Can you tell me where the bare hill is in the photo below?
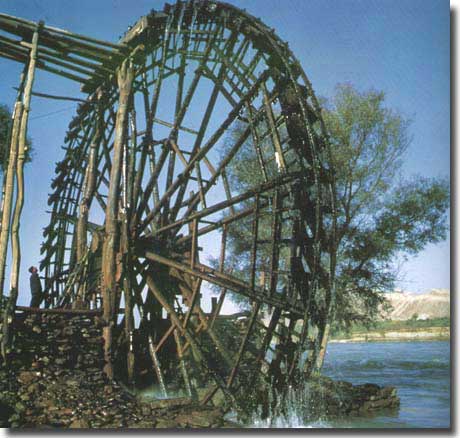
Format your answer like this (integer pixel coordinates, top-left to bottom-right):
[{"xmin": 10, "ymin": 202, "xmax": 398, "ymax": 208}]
[{"xmin": 383, "ymin": 289, "xmax": 450, "ymax": 320}]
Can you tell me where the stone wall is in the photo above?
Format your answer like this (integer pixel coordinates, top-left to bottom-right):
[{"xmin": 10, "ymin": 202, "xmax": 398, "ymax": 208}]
[{"xmin": 0, "ymin": 311, "xmax": 225, "ymax": 428}]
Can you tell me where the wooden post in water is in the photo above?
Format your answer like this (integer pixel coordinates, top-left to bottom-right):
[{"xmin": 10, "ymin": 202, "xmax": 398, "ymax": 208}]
[{"xmin": 101, "ymin": 58, "xmax": 133, "ymax": 379}]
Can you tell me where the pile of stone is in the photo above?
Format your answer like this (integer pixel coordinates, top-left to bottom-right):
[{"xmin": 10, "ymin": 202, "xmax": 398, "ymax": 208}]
[
  {"xmin": 300, "ymin": 376, "xmax": 400, "ymax": 421},
  {"xmin": 348, "ymin": 382, "xmax": 400, "ymax": 414},
  {"xmin": 8, "ymin": 312, "xmax": 105, "ymax": 374},
  {"xmin": 0, "ymin": 310, "xmax": 400, "ymax": 429},
  {"xmin": 8, "ymin": 369, "xmax": 225, "ymax": 428},
  {"xmin": 0, "ymin": 311, "xmax": 226, "ymax": 429}
]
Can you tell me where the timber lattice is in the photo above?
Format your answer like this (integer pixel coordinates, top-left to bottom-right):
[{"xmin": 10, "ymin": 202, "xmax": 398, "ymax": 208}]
[{"xmin": 0, "ymin": 1, "xmax": 337, "ymax": 414}]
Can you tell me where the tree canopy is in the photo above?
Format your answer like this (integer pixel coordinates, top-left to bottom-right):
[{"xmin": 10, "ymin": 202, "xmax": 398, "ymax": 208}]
[
  {"xmin": 0, "ymin": 104, "xmax": 33, "ymax": 173},
  {"xmin": 0, "ymin": 105, "xmax": 11, "ymax": 173},
  {"xmin": 219, "ymin": 83, "xmax": 449, "ymax": 329}
]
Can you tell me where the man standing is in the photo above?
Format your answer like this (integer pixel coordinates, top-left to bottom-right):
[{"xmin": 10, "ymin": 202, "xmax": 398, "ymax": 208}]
[{"xmin": 29, "ymin": 266, "xmax": 43, "ymax": 308}]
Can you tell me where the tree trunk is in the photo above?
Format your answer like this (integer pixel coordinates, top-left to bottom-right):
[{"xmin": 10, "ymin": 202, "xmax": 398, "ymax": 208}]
[{"xmin": 315, "ymin": 322, "xmax": 331, "ymax": 371}]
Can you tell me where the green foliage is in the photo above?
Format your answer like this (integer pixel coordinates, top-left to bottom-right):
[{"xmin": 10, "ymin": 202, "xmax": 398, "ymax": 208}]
[
  {"xmin": 330, "ymin": 317, "xmax": 450, "ymax": 338},
  {"xmin": 219, "ymin": 83, "xmax": 449, "ymax": 324},
  {"xmin": 210, "ymin": 119, "xmax": 292, "ymax": 308},
  {"xmin": 0, "ymin": 104, "xmax": 34, "ymax": 173},
  {"xmin": 0, "ymin": 105, "xmax": 11, "ymax": 172},
  {"xmin": 326, "ymin": 84, "xmax": 449, "ymax": 329}
]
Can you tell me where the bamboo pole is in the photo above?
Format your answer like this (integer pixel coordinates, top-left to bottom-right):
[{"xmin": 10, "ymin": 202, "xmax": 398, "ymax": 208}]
[{"xmin": 100, "ymin": 58, "xmax": 133, "ymax": 379}]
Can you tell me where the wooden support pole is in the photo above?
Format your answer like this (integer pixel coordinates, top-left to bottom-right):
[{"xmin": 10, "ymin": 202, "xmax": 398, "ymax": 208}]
[
  {"xmin": 1, "ymin": 27, "xmax": 39, "ymax": 363},
  {"xmin": 122, "ymin": 109, "xmax": 137, "ymax": 384},
  {"xmin": 143, "ymin": 272, "xmax": 240, "ymax": 409},
  {"xmin": 101, "ymin": 58, "xmax": 133, "ymax": 379},
  {"xmin": 178, "ymin": 276, "xmax": 234, "ymax": 369},
  {"xmin": 268, "ymin": 189, "xmax": 282, "ymax": 298},
  {"xmin": 75, "ymin": 91, "xmax": 103, "ymax": 304},
  {"xmin": 262, "ymin": 84, "xmax": 286, "ymax": 172},
  {"xmin": 148, "ymin": 335, "xmax": 168, "ymax": 398},
  {"xmin": 190, "ymin": 218, "xmax": 198, "ymax": 270},
  {"xmin": 173, "ymin": 329, "xmax": 194, "ymax": 399},
  {"xmin": 0, "ymin": 65, "xmax": 27, "ymax": 299},
  {"xmin": 9, "ymin": 26, "xmax": 39, "ymax": 297},
  {"xmin": 209, "ymin": 224, "xmax": 227, "ymax": 329},
  {"xmin": 227, "ymin": 302, "xmax": 261, "ymax": 388},
  {"xmin": 0, "ymin": 100, "xmax": 23, "ymax": 297},
  {"xmin": 14, "ymin": 305, "xmax": 101, "ymax": 315},
  {"xmin": 250, "ymin": 195, "xmax": 260, "ymax": 291},
  {"xmin": 180, "ymin": 274, "xmax": 199, "ymax": 326}
]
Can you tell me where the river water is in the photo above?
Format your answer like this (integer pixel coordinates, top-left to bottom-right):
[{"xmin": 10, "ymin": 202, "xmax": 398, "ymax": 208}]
[{"xmin": 250, "ymin": 340, "xmax": 450, "ymax": 428}]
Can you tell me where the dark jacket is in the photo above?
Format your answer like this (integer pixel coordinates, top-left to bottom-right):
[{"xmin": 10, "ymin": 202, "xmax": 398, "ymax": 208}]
[{"xmin": 30, "ymin": 272, "xmax": 42, "ymax": 296}]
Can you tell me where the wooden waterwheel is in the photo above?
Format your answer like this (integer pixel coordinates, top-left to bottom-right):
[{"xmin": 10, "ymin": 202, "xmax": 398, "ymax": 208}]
[{"xmin": 39, "ymin": 1, "xmax": 337, "ymax": 412}]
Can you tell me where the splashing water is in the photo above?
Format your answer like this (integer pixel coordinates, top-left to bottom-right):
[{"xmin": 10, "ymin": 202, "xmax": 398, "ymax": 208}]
[{"xmin": 240, "ymin": 384, "xmax": 334, "ymax": 428}]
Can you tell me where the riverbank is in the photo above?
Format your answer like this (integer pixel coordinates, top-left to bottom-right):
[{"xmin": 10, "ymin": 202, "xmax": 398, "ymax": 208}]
[
  {"xmin": 322, "ymin": 341, "xmax": 450, "ymax": 428},
  {"xmin": 331, "ymin": 326, "xmax": 450, "ymax": 343},
  {"xmin": 330, "ymin": 317, "xmax": 450, "ymax": 343},
  {"xmin": 0, "ymin": 312, "xmax": 229, "ymax": 428},
  {"xmin": 0, "ymin": 311, "xmax": 401, "ymax": 429}
]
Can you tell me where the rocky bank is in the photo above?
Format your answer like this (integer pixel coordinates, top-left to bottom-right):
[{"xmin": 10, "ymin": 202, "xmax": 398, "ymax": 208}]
[
  {"xmin": 0, "ymin": 311, "xmax": 226, "ymax": 428},
  {"xmin": 0, "ymin": 310, "xmax": 400, "ymax": 429}
]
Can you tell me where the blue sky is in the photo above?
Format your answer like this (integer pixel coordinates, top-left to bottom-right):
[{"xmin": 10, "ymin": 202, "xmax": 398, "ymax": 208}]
[{"xmin": 0, "ymin": 0, "xmax": 450, "ymax": 306}]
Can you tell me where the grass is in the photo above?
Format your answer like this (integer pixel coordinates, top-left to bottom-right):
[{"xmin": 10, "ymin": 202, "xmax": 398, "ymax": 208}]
[{"xmin": 331, "ymin": 317, "xmax": 450, "ymax": 339}]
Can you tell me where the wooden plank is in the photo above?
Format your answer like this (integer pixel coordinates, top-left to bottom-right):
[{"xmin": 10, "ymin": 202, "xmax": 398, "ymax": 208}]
[{"xmin": 15, "ymin": 305, "xmax": 102, "ymax": 315}]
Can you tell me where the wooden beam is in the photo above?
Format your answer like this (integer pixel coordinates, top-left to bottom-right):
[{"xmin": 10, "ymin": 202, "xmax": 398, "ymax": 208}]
[{"xmin": 100, "ymin": 58, "xmax": 134, "ymax": 379}]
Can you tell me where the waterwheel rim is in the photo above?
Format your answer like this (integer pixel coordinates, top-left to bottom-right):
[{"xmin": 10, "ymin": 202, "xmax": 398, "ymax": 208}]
[{"xmin": 40, "ymin": 0, "xmax": 337, "ymax": 412}]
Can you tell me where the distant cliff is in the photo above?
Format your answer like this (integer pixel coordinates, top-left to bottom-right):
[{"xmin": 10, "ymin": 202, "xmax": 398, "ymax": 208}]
[
  {"xmin": 382, "ymin": 289, "xmax": 450, "ymax": 321},
  {"xmin": 330, "ymin": 289, "xmax": 450, "ymax": 343}
]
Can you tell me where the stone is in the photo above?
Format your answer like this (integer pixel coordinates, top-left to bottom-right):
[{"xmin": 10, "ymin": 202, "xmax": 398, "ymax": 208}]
[
  {"xmin": 69, "ymin": 418, "xmax": 90, "ymax": 429},
  {"xmin": 17, "ymin": 371, "xmax": 39, "ymax": 385},
  {"xmin": 14, "ymin": 402, "xmax": 26, "ymax": 413},
  {"xmin": 156, "ymin": 418, "xmax": 180, "ymax": 429}
]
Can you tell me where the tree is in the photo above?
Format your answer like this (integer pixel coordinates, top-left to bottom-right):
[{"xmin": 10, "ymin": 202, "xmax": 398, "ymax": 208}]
[
  {"xmin": 323, "ymin": 84, "xmax": 449, "ymax": 329},
  {"xmin": 0, "ymin": 105, "xmax": 11, "ymax": 173},
  {"xmin": 219, "ymin": 83, "xmax": 449, "ymax": 334},
  {"xmin": 0, "ymin": 104, "xmax": 33, "ymax": 174}
]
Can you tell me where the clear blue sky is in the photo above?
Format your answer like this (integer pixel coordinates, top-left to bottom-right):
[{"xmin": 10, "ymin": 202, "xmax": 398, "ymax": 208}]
[{"xmin": 0, "ymin": 0, "xmax": 450, "ymax": 306}]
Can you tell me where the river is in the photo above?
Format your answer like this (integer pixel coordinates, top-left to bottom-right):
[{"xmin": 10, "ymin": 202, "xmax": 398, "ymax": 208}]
[{"xmin": 250, "ymin": 340, "xmax": 450, "ymax": 428}]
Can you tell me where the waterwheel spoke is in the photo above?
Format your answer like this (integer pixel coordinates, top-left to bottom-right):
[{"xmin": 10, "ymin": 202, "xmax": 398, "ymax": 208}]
[
  {"xmin": 148, "ymin": 172, "xmax": 297, "ymax": 240},
  {"xmin": 34, "ymin": 1, "xmax": 336, "ymax": 413},
  {"xmin": 137, "ymin": 70, "xmax": 270, "ymax": 234},
  {"xmin": 139, "ymin": 249, "xmax": 304, "ymax": 318}
]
